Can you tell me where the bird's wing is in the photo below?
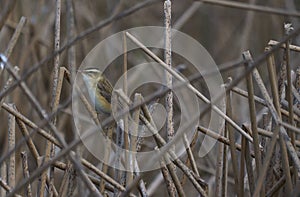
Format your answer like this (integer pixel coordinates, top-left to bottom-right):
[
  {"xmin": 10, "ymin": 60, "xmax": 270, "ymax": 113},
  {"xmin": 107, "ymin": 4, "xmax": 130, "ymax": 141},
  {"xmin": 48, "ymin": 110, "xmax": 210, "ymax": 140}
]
[{"xmin": 97, "ymin": 78, "xmax": 113, "ymax": 103}]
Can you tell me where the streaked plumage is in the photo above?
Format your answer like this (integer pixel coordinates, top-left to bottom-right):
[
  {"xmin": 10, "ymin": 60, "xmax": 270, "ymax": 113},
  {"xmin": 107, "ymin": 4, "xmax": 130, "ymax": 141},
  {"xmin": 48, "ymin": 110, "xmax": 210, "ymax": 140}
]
[{"xmin": 80, "ymin": 68, "xmax": 113, "ymax": 114}]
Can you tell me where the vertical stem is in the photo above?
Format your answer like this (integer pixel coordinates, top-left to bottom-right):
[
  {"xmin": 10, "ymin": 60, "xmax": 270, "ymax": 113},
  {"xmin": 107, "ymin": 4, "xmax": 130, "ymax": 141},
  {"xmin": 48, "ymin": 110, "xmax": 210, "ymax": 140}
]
[
  {"xmin": 100, "ymin": 127, "xmax": 113, "ymax": 194},
  {"xmin": 164, "ymin": 1, "xmax": 177, "ymax": 195},
  {"xmin": 164, "ymin": 0, "xmax": 174, "ymax": 142},
  {"xmin": 284, "ymin": 24, "xmax": 295, "ymax": 140},
  {"xmin": 253, "ymin": 46, "xmax": 298, "ymax": 196},
  {"xmin": 215, "ymin": 123, "xmax": 225, "ymax": 197},
  {"xmin": 261, "ymin": 113, "xmax": 269, "ymax": 161},
  {"xmin": 278, "ymin": 61, "xmax": 287, "ymax": 102},
  {"xmin": 262, "ymin": 113, "xmax": 275, "ymax": 192},
  {"xmin": 66, "ymin": 0, "xmax": 76, "ymax": 83},
  {"xmin": 128, "ymin": 94, "xmax": 142, "ymax": 185},
  {"xmin": 183, "ymin": 133, "xmax": 199, "ymax": 176},
  {"xmin": 113, "ymin": 94, "xmax": 123, "ymax": 196},
  {"xmin": 284, "ymin": 23, "xmax": 296, "ymax": 185},
  {"xmin": 181, "ymin": 132, "xmax": 198, "ymax": 186},
  {"xmin": 244, "ymin": 134, "xmax": 255, "ymax": 195},
  {"xmin": 221, "ymin": 129, "xmax": 228, "ymax": 197},
  {"xmin": 122, "ymin": 32, "xmax": 130, "ymax": 187},
  {"xmin": 44, "ymin": 0, "xmax": 61, "ymax": 196},
  {"xmin": 123, "ymin": 32, "xmax": 128, "ymax": 97},
  {"xmin": 215, "ymin": 136, "xmax": 224, "ymax": 197},
  {"xmin": 265, "ymin": 46, "xmax": 293, "ymax": 194},
  {"xmin": 164, "ymin": 156, "xmax": 186, "ymax": 197},
  {"xmin": 66, "ymin": 1, "xmax": 78, "ymax": 195},
  {"xmin": 58, "ymin": 161, "xmax": 72, "ymax": 196},
  {"xmin": 240, "ymin": 136, "xmax": 246, "ymax": 197},
  {"xmin": 158, "ymin": 153, "xmax": 177, "ymax": 197},
  {"xmin": 133, "ymin": 159, "xmax": 148, "ymax": 197},
  {"xmin": 21, "ymin": 151, "xmax": 33, "ymax": 197},
  {"xmin": 242, "ymin": 51, "xmax": 263, "ymax": 195},
  {"xmin": 67, "ymin": 165, "xmax": 76, "ymax": 197},
  {"xmin": 16, "ymin": 116, "xmax": 58, "ymax": 196},
  {"xmin": 295, "ymin": 68, "xmax": 300, "ymax": 136},
  {"xmin": 8, "ymin": 103, "xmax": 15, "ymax": 189},
  {"xmin": 0, "ymin": 163, "xmax": 7, "ymax": 196},
  {"xmin": 51, "ymin": 0, "xmax": 61, "ymax": 124},
  {"xmin": 141, "ymin": 101, "xmax": 189, "ymax": 196},
  {"xmin": 225, "ymin": 90, "xmax": 240, "ymax": 196}
]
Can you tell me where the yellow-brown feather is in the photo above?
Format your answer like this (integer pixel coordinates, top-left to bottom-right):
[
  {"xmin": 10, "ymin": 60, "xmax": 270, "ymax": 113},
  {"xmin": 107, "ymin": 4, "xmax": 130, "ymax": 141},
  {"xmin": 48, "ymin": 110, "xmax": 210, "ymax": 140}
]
[{"xmin": 81, "ymin": 70, "xmax": 113, "ymax": 114}]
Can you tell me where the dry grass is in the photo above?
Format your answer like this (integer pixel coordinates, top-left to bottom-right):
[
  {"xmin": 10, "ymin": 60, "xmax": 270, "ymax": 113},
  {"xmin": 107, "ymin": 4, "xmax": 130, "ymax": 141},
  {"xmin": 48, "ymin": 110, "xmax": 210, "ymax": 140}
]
[{"xmin": 0, "ymin": 0, "xmax": 300, "ymax": 196}]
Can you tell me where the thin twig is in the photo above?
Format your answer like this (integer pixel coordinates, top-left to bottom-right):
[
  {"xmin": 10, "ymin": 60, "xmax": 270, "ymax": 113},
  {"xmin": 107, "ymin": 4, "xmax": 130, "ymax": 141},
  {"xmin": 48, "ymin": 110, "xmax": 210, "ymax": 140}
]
[
  {"xmin": 181, "ymin": 131, "xmax": 199, "ymax": 186},
  {"xmin": 6, "ymin": 136, "xmax": 102, "ymax": 197},
  {"xmin": 18, "ymin": 128, "xmax": 59, "ymax": 197},
  {"xmin": 1, "ymin": 65, "xmax": 102, "ymax": 197},
  {"xmin": 125, "ymin": 31, "xmax": 254, "ymax": 142},
  {"xmin": 0, "ymin": 163, "xmax": 7, "ymax": 196},
  {"xmin": 284, "ymin": 23, "xmax": 297, "ymax": 185},
  {"xmin": 3, "ymin": 103, "xmax": 60, "ymax": 147},
  {"xmin": 81, "ymin": 159, "xmax": 126, "ymax": 192},
  {"xmin": 4, "ymin": 16, "xmax": 26, "ymax": 59},
  {"xmin": 183, "ymin": 134, "xmax": 199, "ymax": 176},
  {"xmin": 251, "ymin": 53, "xmax": 299, "ymax": 171},
  {"xmin": 2, "ymin": 103, "xmax": 126, "ymax": 195},
  {"xmin": 8, "ymin": 103, "xmax": 16, "ymax": 188},
  {"xmin": 243, "ymin": 124, "xmax": 300, "ymax": 148},
  {"xmin": 164, "ymin": 0, "xmax": 174, "ymax": 143},
  {"xmin": 0, "ymin": 0, "xmax": 161, "ymax": 102},
  {"xmin": 266, "ymin": 175, "xmax": 286, "ymax": 197},
  {"xmin": 117, "ymin": 90, "xmax": 208, "ymax": 196},
  {"xmin": 215, "ymin": 126, "xmax": 224, "ymax": 197},
  {"xmin": 46, "ymin": 4, "xmax": 63, "ymax": 189},
  {"xmin": 15, "ymin": 106, "xmax": 58, "ymax": 196},
  {"xmin": 66, "ymin": 0, "xmax": 76, "ymax": 83},
  {"xmin": 58, "ymin": 161, "xmax": 72, "ymax": 197},
  {"xmin": 67, "ymin": 164, "xmax": 76, "ymax": 197},
  {"xmin": 231, "ymin": 87, "xmax": 300, "ymax": 121},
  {"xmin": 164, "ymin": 1, "xmax": 178, "ymax": 195},
  {"xmin": 243, "ymin": 134, "xmax": 255, "ymax": 195},
  {"xmin": 122, "ymin": 32, "xmax": 130, "ymax": 188},
  {"xmin": 0, "ymin": 178, "xmax": 11, "ymax": 192},
  {"xmin": 164, "ymin": 155, "xmax": 186, "ymax": 197},
  {"xmin": 20, "ymin": 151, "xmax": 33, "ymax": 197},
  {"xmin": 225, "ymin": 90, "xmax": 240, "ymax": 196},
  {"xmin": 128, "ymin": 94, "xmax": 142, "ymax": 185},
  {"xmin": 240, "ymin": 136, "xmax": 246, "ymax": 196},
  {"xmin": 221, "ymin": 128, "xmax": 228, "ymax": 197},
  {"xmin": 159, "ymin": 156, "xmax": 177, "ymax": 197},
  {"xmin": 268, "ymin": 40, "xmax": 300, "ymax": 52},
  {"xmin": 243, "ymin": 51, "xmax": 263, "ymax": 195},
  {"xmin": 252, "ymin": 47, "xmax": 293, "ymax": 196},
  {"xmin": 142, "ymin": 96, "xmax": 181, "ymax": 197},
  {"xmin": 197, "ymin": 126, "xmax": 255, "ymax": 157},
  {"xmin": 254, "ymin": 55, "xmax": 293, "ymax": 195},
  {"xmin": 197, "ymin": 0, "xmax": 300, "ymax": 17}
]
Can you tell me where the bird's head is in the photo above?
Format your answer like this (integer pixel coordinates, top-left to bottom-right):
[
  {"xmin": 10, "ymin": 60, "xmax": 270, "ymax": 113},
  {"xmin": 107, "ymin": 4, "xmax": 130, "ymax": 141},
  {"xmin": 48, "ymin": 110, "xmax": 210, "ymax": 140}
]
[{"xmin": 79, "ymin": 68, "xmax": 104, "ymax": 82}]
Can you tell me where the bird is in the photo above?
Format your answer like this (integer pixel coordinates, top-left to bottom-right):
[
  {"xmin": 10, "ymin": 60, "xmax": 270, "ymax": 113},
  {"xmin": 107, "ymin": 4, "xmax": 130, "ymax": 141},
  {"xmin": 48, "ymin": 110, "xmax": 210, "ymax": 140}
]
[
  {"xmin": 79, "ymin": 68, "xmax": 115, "ymax": 178},
  {"xmin": 79, "ymin": 68, "xmax": 113, "ymax": 115}
]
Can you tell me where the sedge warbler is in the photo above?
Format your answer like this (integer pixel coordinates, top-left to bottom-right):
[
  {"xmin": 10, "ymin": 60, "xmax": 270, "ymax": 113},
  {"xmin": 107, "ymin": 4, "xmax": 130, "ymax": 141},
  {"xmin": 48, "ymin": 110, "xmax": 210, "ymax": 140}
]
[{"xmin": 80, "ymin": 68, "xmax": 113, "ymax": 115}]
